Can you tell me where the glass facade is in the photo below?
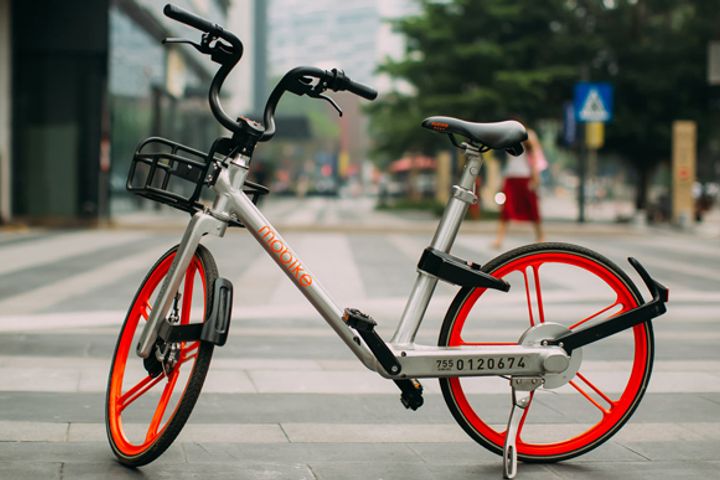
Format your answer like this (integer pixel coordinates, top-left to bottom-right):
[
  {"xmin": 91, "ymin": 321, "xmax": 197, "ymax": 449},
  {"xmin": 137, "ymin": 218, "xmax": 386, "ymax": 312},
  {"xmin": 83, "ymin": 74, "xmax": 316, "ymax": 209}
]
[
  {"xmin": 11, "ymin": 0, "xmax": 109, "ymax": 221},
  {"xmin": 108, "ymin": 2, "xmax": 225, "ymax": 215},
  {"xmin": 5, "ymin": 0, "xmax": 232, "ymax": 222},
  {"xmin": 269, "ymin": 0, "xmax": 379, "ymax": 85}
]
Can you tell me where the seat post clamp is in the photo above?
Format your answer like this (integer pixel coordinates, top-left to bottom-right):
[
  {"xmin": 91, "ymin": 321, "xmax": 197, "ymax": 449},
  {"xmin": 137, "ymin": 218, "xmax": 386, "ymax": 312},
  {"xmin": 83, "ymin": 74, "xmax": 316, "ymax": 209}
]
[
  {"xmin": 452, "ymin": 185, "xmax": 477, "ymax": 205},
  {"xmin": 463, "ymin": 143, "xmax": 482, "ymax": 157}
]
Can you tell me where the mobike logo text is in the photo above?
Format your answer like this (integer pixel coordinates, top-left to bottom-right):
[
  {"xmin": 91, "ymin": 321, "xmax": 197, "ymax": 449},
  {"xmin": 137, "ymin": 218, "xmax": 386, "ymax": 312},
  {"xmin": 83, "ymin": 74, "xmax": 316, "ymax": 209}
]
[{"xmin": 258, "ymin": 225, "xmax": 313, "ymax": 287}]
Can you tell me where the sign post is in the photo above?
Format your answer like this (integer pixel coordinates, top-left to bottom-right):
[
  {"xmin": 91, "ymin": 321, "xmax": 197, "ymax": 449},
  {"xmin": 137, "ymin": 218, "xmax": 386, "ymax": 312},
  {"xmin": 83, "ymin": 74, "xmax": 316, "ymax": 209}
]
[
  {"xmin": 573, "ymin": 82, "xmax": 613, "ymax": 223},
  {"xmin": 672, "ymin": 121, "xmax": 696, "ymax": 227}
]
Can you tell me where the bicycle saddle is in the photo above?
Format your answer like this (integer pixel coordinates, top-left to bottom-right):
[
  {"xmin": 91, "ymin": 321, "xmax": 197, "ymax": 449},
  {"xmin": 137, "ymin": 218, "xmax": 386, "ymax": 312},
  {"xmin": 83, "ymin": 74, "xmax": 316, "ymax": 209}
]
[{"xmin": 422, "ymin": 116, "xmax": 528, "ymax": 154}]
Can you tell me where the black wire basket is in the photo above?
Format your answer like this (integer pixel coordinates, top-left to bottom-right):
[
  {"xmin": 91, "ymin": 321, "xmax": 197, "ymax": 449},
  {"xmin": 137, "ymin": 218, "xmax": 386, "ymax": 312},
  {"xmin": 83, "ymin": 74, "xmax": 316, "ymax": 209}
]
[{"xmin": 127, "ymin": 137, "xmax": 269, "ymax": 224}]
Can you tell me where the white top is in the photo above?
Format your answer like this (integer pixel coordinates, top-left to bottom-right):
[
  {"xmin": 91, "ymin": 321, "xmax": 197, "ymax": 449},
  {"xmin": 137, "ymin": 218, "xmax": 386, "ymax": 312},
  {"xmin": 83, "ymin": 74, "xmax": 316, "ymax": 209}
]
[{"xmin": 504, "ymin": 151, "xmax": 532, "ymax": 178}]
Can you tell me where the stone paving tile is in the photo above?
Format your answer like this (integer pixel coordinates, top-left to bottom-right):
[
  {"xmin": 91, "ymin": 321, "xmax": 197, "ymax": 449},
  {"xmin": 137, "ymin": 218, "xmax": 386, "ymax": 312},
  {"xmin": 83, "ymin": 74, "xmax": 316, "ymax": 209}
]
[
  {"xmin": 407, "ymin": 441, "xmax": 647, "ymax": 465},
  {"xmin": 67, "ymin": 423, "xmax": 288, "ymax": 443},
  {"xmin": 426, "ymin": 463, "xmax": 563, "ymax": 480},
  {"xmin": 0, "ymin": 442, "xmax": 185, "ymax": 465},
  {"xmin": 309, "ymin": 461, "xmax": 437, "ymax": 480},
  {"xmin": 181, "ymin": 443, "xmax": 421, "ymax": 465},
  {"xmin": 281, "ymin": 423, "xmax": 468, "ymax": 443},
  {"xmin": 0, "ymin": 461, "xmax": 61, "ymax": 480},
  {"xmin": 556, "ymin": 441, "xmax": 650, "ymax": 463},
  {"xmin": 0, "ymin": 367, "xmax": 80, "ymax": 392},
  {"xmin": 616, "ymin": 441, "xmax": 720, "ymax": 462},
  {"xmin": 0, "ymin": 421, "xmax": 68, "ymax": 442},
  {"xmin": 547, "ymin": 460, "xmax": 720, "ymax": 480},
  {"xmin": 62, "ymin": 461, "xmax": 314, "ymax": 480}
]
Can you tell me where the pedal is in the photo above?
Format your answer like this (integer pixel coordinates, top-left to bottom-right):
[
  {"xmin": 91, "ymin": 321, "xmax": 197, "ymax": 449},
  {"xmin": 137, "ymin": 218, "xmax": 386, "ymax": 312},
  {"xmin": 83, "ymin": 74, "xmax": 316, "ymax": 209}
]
[
  {"xmin": 343, "ymin": 308, "xmax": 402, "ymax": 376},
  {"xmin": 342, "ymin": 308, "xmax": 423, "ymax": 410},
  {"xmin": 503, "ymin": 377, "xmax": 542, "ymax": 479},
  {"xmin": 395, "ymin": 378, "xmax": 424, "ymax": 410}
]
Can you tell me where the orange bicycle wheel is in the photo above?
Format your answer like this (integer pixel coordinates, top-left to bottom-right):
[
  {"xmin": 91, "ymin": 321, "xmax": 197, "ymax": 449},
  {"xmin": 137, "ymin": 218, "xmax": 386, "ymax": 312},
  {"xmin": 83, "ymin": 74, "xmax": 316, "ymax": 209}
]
[
  {"xmin": 440, "ymin": 242, "xmax": 654, "ymax": 463},
  {"xmin": 106, "ymin": 244, "xmax": 216, "ymax": 466}
]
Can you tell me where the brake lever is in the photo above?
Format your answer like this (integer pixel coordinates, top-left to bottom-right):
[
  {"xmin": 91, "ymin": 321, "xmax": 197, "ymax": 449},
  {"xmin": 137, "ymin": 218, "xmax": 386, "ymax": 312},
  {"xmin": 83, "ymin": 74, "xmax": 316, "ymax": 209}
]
[
  {"xmin": 312, "ymin": 92, "xmax": 343, "ymax": 117},
  {"xmin": 163, "ymin": 37, "xmax": 209, "ymax": 54}
]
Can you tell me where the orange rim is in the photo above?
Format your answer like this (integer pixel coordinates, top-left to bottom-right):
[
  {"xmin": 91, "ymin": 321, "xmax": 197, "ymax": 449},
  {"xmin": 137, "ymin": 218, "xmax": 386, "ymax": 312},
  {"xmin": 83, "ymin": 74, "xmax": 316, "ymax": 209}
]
[
  {"xmin": 107, "ymin": 253, "xmax": 206, "ymax": 457},
  {"xmin": 446, "ymin": 251, "xmax": 651, "ymax": 458}
]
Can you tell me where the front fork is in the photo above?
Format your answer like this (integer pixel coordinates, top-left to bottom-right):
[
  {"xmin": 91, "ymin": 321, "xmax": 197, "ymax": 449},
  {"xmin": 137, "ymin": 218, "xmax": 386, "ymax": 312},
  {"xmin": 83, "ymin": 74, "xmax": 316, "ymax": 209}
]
[{"xmin": 135, "ymin": 212, "xmax": 228, "ymax": 358}]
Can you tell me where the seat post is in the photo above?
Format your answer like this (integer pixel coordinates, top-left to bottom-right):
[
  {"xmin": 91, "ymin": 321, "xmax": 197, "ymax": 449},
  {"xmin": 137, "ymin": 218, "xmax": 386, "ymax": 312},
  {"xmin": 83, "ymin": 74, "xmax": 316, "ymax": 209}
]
[
  {"xmin": 429, "ymin": 144, "xmax": 482, "ymax": 252},
  {"xmin": 391, "ymin": 145, "xmax": 482, "ymax": 346}
]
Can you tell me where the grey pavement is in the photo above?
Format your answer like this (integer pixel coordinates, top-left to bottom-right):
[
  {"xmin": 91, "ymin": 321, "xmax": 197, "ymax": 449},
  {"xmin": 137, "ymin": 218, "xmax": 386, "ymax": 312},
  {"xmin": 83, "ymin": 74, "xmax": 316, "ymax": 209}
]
[{"xmin": 0, "ymin": 197, "xmax": 719, "ymax": 479}]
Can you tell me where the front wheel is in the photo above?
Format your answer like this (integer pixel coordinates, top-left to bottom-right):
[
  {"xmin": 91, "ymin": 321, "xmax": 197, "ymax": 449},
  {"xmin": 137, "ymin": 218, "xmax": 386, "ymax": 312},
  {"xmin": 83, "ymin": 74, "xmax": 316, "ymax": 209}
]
[
  {"xmin": 106, "ymin": 244, "xmax": 217, "ymax": 466},
  {"xmin": 439, "ymin": 242, "xmax": 654, "ymax": 463}
]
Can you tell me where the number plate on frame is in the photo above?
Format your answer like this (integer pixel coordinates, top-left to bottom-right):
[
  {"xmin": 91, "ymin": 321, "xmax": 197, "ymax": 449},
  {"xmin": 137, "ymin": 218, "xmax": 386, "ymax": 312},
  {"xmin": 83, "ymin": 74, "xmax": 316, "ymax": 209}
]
[{"xmin": 434, "ymin": 356, "xmax": 527, "ymax": 373}]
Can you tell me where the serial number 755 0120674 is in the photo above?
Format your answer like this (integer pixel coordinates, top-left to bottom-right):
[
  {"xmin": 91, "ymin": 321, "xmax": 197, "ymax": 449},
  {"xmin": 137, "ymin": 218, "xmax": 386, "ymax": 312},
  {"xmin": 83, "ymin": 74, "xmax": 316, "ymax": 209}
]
[{"xmin": 435, "ymin": 357, "xmax": 526, "ymax": 372}]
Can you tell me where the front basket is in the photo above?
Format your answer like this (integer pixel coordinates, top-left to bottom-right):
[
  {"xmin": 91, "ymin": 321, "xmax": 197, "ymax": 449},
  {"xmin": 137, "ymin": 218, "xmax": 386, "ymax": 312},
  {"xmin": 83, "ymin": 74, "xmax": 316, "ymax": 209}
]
[
  {"xmin": 127, "ymin": 137, "xmax": 210, "ymax": 214},
  {"xmin": 127, "ymin": 137, "xmax": 269, "ymax": 225}
]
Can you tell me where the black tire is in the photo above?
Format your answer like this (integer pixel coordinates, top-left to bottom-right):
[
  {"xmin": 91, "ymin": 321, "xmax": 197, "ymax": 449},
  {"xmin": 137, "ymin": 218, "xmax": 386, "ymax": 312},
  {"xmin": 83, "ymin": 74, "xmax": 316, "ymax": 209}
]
[
  {"xmin": 438, "ymin": 242, "xmax": 654, "ymax": 463},
  {"xmin": 105, "ymin": 244, "xmax": 217, "ymax": 466}
]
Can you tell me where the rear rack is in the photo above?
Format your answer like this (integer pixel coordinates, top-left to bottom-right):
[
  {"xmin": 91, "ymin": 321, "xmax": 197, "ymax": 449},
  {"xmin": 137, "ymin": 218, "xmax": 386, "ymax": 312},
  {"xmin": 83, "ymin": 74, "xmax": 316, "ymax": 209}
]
[{"xmin": 127, "ymin": 137, "xmax": 268, "ymax": 227}]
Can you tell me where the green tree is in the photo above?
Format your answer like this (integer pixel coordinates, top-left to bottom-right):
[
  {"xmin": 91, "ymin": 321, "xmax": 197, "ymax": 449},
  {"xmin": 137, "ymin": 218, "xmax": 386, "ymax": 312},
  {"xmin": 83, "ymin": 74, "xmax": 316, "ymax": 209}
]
[
  {"xmin": 588, "ymin": 0, "xmax": 720, "ymax": 208},
  {"xmin": 369, "ymin": 0, "xmax": 593, "ymax": 165},
  {"xmin": 371, "ymin": 0, "xmax": 720, "ymax": 209}
]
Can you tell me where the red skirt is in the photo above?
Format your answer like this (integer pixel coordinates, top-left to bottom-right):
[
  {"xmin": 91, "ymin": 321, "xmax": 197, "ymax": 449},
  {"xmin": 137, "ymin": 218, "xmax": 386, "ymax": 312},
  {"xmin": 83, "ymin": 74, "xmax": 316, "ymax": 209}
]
[{"xmin": 501, "ymin": 177, "xmax": 540, "ymax": 222}]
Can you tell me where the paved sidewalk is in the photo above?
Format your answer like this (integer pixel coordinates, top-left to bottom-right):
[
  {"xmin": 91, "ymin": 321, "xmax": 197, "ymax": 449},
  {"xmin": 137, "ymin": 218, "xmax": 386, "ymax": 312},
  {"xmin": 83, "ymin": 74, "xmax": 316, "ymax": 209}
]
[{"xmin": 1, "ymin": 215, "xmax": 719, "ymax": 479}]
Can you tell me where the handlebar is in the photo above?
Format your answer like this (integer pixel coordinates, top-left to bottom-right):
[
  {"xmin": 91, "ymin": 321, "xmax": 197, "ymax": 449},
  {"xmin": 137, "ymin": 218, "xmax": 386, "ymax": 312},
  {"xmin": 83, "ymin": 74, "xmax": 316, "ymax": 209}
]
[
  {"xmin": 260, "ymin": 67, "xmax": 377, "ymax": 142},
  {"xmin": 164, "ymin": 3, "xmax": 254, "ymax": 137},
  {"xmin": 164, "ymin": 4, "xmax": 218, "ymax": 35},
  {"xmin": 344, "ymin": 78, "xmax": 378, "ymax": 101},
  {"xmin": 163, "ymin": 4, "xmax": 243, "ymax": 53},
  {"xmin": 162, "ymin": 3, "xmax": 377, "ymax": 144}
]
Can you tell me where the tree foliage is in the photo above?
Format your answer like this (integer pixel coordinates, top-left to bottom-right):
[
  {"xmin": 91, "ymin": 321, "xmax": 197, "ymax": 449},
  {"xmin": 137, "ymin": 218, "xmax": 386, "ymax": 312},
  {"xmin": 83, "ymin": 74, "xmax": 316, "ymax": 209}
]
[
  {"xmin": 369, "ymin": 0, "xmax": 593, "ymax": 163},
  {"xmin": 591, "ymin": 0, "xmax": 720, "ymax": 207},
  {"xmin": 370, "ymin": 0, "xmax": 720, "ymax": 207}
]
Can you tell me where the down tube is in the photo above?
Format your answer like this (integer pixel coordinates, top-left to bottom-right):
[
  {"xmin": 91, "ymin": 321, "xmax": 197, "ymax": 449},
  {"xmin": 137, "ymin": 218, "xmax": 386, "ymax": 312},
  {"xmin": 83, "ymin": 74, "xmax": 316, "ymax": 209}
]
[{"xmin": 228, "ymin": 190, "xmax": 378, "ymax": 370}]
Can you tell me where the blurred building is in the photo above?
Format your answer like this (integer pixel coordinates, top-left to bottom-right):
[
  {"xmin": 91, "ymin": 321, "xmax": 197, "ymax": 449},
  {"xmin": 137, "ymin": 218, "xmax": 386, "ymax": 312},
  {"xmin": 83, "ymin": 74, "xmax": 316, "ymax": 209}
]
[
  {"xmin": 267, "ymin": 0, "xmax": 415, "ymax": 188},
  {"xmin": 0, "ymin": 0, "xmax": 264, "ymax": 224}
]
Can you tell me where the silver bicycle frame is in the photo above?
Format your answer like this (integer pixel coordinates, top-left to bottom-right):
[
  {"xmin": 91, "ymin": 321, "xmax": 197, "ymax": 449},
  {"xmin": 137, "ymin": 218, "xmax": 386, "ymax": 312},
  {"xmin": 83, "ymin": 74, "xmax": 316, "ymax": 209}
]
[{"xmin": 136, "ymin": 147, "xmax": 569, "ymax": 380}]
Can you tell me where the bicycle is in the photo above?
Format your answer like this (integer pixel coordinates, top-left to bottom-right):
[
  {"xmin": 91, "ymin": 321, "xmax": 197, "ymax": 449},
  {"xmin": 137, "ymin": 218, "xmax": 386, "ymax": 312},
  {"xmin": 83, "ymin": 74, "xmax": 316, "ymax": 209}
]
[{"xmin": 105, "ymin": 5, "xmax": 669, "ymax": 479}]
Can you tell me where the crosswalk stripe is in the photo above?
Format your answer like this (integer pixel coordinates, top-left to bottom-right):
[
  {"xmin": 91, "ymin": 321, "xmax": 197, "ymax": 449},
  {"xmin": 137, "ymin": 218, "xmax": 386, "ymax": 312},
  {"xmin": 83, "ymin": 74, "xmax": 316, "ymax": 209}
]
[
  {"xmin": 270, "ymin": 233, "xmax": 367, "ymax": 307},
  {"xmin": 579, "ymin": 240, "xmax": 720, "ymax": 282},
  {"xmin": 624, "ymin": 234, "xmax": 720, "ymax": 261},
  {"xmin": 0, "ymin": 247, "xmax": 167, "ymax": 315},
  {"xmin": 233, "ymin": 243, "xmax": 286, "ymax": 308},
  {"xmin": 0, "ymin": 296, "xmax": 716, "ymax": 332},
  {"xmin": 1, "ymin": 362, "xmax": 718, "ymax": 394},
  {"xmin": 281, "ymin": 198, "xmax": 327, "ymax": 225},
  {"xmin": 2, "ymin": 356, "xmax": 718, "ymax": 373},
  {"xmin": 0, "ymin": 231, "xmax": 150, "ymax": 277}
]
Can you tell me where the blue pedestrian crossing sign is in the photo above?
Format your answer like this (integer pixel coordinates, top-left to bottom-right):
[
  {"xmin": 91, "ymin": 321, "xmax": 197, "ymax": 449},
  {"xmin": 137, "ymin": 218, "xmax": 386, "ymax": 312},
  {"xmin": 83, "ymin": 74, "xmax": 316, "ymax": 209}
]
[{"xmin": 574, "ymin": 82, "xmax": 613, "ymax": 123}]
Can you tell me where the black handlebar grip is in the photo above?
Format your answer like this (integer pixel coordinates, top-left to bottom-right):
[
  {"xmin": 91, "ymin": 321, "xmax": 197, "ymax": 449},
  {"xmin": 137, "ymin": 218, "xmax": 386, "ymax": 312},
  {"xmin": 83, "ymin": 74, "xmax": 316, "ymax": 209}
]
[
  {"xmin": 345, "ymin": 79, "xmax": 378, "ymax": 101},
  {"xmin": 164, "ymin": 3, "xmax": 218, "ymax": 33}
]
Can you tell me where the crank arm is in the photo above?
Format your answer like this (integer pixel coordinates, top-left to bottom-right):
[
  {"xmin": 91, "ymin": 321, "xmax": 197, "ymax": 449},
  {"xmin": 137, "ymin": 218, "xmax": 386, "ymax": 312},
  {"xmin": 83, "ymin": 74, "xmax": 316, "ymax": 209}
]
[{"xmin": 551, "ymin": 258, "xmax": 668, "ymax": 354}]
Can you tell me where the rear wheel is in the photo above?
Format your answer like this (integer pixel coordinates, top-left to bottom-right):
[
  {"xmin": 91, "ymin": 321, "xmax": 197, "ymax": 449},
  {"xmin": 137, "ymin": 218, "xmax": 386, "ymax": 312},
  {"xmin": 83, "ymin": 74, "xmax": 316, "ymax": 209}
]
[
  {"xmin": 439, "ymin": 242, "xmax": 654, "ymax": 463},
  {"xmin": 106, "ymin": 244, "xmax": 217, "ymax": 466}
]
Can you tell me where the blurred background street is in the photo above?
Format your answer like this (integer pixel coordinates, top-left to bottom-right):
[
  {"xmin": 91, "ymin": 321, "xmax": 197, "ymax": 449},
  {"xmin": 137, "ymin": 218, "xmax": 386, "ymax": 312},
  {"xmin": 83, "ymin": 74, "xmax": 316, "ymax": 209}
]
[{"xmin": 1, "ymin": 0, "xmax": 720, "ymax": 478}]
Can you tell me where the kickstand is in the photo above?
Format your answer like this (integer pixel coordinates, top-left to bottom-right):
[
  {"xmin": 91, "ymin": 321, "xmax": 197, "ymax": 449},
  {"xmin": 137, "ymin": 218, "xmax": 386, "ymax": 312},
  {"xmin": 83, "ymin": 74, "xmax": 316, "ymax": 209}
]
[{"xmin": 503, "ymin": 377, "xmax": 542, "ymax": 479}]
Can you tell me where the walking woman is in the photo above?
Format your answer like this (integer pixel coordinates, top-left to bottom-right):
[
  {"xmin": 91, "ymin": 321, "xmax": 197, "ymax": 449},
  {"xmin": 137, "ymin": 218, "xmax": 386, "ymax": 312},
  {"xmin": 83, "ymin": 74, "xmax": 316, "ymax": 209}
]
[{"xmin": 492, "ymin": 128, "xmax": 546, "ymax": 248}]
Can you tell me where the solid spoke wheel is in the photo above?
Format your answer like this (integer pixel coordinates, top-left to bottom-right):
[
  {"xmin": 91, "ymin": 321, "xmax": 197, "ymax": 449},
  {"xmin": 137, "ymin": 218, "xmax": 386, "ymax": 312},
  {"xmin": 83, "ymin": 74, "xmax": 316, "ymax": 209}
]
[
  {"xmin": 106, "ymin": 244, "xmax": 217, "ymax": 466},
  {"xmin": 439, "ymin": 242, "xmax": 654, "ymax": 463}
]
